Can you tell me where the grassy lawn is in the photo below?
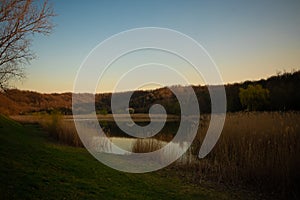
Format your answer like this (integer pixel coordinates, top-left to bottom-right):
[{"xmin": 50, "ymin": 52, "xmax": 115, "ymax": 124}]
[{"xmin": 0, "ymin": 115, "xmax": 247, "ymax": 200}]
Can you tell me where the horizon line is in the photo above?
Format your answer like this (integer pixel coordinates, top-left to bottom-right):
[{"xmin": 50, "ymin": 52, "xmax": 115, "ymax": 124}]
[{"xmin": 8, "ymin": 69, "xmax": 299, "ymax": 95}]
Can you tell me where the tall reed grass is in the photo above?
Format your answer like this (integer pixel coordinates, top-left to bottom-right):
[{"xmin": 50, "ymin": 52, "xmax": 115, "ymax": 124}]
[
  {"xmin": 180, "ymin": 112, "xmax": 300, "ymax": 198},
  {"xmin": 41, "ymin": 113, "xmax": 83, "ymax": 147},
  {"xmin": 132, "ymin": 138, "xmax": 163, "ymax": 153}
]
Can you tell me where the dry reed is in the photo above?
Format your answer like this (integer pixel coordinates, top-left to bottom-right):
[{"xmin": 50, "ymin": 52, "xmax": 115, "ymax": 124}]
[
  {"xmin": 40, "ymin": 113, "xmax": 83, "ymax": 147},
  {"xmin": 132, "ymin": 138, "xmax": 163, "ymax": 153},
  {"xmin": 182, "ymin": 112, "xmax": 300, "ymax": 197}
]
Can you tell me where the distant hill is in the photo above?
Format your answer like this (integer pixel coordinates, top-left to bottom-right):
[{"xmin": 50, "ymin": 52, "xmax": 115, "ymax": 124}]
[
  {"xmin": 0, "ymin": 90, "xmax": 72, "ymax": 115},
  {"xmin": 1, "ymin": 70, "xmax": 300, "ymax": 115}
]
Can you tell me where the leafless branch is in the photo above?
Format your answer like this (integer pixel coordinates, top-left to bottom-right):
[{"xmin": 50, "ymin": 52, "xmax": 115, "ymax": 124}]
[{"xmin": 0, "ymin": 0, "xmax": 55, "ymax": 90}]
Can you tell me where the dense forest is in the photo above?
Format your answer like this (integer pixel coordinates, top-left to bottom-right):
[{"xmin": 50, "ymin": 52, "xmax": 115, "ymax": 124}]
[{"xmin": 0, "ymin": 70, "xmax": 299, "ymax": 115}]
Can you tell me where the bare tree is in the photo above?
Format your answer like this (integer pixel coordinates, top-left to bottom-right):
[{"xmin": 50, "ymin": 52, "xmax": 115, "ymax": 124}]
[{"xmin": 0, "ymin": 0, "xmax": 55, "ymax": 90}]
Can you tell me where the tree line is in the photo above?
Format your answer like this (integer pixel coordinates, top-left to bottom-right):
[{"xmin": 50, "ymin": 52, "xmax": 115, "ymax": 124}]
[
  {"xmin": 95, "ymin": 70, "xmax": 300, "ymax": 114},
  {"xmin": 1, "ymin": 70, "xmax": 300, "ymax": 115}
]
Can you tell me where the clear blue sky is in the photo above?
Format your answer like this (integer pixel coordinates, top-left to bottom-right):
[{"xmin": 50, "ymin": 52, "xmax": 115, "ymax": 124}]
[{"xmin": 16, "ymin": 0, "xmax": 300, "ymax": 93}]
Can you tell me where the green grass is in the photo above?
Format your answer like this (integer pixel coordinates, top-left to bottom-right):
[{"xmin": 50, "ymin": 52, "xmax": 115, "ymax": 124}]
[{"xmin": 0, "ymin": 115, "xmax": 244, "ymax": 200}]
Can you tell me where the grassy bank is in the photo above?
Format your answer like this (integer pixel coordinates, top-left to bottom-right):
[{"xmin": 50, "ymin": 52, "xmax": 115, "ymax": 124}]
[
  {"xmin": 0, "ymin": 115, "xmax": 247, "ymax": 199},
  {"xmin": 8, "ymin": 112, "xmax": 300, "ymax": 199}
]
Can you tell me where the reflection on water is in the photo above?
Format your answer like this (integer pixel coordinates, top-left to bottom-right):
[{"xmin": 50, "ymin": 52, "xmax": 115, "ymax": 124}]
[
  {"xmin": 99, "ymin": 121, "xmax": 180, "ymax": 138},
  {"xmin": 91, "ymin": 136, "xmax": 196, "ymax": 164},
  {"xmin": 77, "ymin": 120, "xmax": 198, "ymax": 164},
  {"xmin": 91, "ymin": 137, "xmax": 134, "ymax": 155}
]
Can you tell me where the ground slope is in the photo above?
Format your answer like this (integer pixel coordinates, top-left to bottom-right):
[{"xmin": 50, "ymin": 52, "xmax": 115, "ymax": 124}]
[{"xmin": 0, "ymin": 115, "xmax": 242, "ymax": 200}]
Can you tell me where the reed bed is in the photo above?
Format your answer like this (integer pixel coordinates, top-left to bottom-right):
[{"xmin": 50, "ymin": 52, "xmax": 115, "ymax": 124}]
[
  {"xmin": 132, "ymin": 138, "xmax": 163, "ymax": 153},
  {"xmin": 180, "ymin": 112, "xmax": 300, "ymax": 198},
  {"xmin": 40, "ymin": 113, "xmax": 83, "ymax": 147}
]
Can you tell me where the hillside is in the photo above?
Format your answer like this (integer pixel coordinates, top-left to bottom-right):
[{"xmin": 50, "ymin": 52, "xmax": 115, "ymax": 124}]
[{"xmin": 1, "ymin": 70, "xmax": 300, "ymax": 115}]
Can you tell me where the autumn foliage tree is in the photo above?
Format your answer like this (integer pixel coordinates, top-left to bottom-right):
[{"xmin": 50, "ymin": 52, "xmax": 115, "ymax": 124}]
[
  {"xmin": 239, "ymin": 84, "xmax": 270, "ymax": 111},
  {"xmin": 0, "ymin": 0, "xmax": 54, "ymax": 90}
]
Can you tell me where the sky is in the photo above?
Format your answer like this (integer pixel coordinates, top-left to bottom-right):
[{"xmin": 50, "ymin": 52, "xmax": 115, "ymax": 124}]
[{"xmin": 15, "ymin": 0, "xmax": 300, "ymax": 93}]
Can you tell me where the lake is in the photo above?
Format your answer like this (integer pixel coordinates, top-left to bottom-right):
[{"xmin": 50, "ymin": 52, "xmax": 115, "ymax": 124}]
[{"xmin": 88, "ymin": 121, "xmax": 197, "ymax": 164}]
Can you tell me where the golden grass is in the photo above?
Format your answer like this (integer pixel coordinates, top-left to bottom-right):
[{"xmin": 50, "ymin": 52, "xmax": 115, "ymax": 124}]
[
  {"xmin": 11, "ymin": 113, "xmax": 83, "ymax": 147},
  {"xmin": 132, "ymin": 138, "xmax": 163, "ymax": 153},
  {"xmin": 39, "ymin": 113, "xmax": 83, "ymax": 147},
  {"xmin": 183, "ymin": 112, "xmax": 300, "ymax": 196}
]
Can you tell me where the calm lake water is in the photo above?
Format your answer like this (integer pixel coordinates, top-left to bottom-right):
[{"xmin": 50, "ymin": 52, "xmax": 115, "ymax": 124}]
[{"xmin": 88, "ymin": 121, "xmax": 197, "ymax": 164}]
